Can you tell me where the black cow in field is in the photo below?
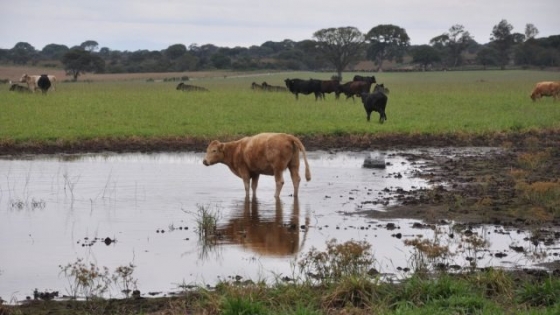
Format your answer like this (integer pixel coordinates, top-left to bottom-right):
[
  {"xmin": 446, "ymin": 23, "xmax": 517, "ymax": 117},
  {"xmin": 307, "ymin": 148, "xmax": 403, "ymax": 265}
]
[
  {"xmin": 251, "ymin": 82, "xmax": 264, "ymax": 90},
  {"xmin": 37, "ymin": 74, "xmax": 51, "ymax": 94},
  {"xmin": 320, "ymin": 80, "xmax": 341, "ymax": 99},
  {"xmin": 176, "ymin": 82, "xmax": 209, "ymax": 91},
  {"xmin": 360, "ymin": 84, "xmax": 389, "ymax": 123},
  {"xmin": 262, "ymin": 82, "xmax": 288, "ymax": 92},
  {"xmin": 284, "ymin": 78, "xmax": 323, "ymax": 101},
  {"xmin": 9, "ymin": 83, "xmax": 31, "ymax": 93},
  {"xmin": 337, "ymin": 81, "xmax": 374, "ymax": 101},
  {"xmin": 353, "ymin": 75, "xmax": 377, "ymax": 84}
]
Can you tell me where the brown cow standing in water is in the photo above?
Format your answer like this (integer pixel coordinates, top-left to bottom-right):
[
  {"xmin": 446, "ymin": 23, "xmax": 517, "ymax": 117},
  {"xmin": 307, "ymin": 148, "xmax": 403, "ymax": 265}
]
[{"xmin": 202, "ymin": 133, "xmax": 311, "ymax": 198}]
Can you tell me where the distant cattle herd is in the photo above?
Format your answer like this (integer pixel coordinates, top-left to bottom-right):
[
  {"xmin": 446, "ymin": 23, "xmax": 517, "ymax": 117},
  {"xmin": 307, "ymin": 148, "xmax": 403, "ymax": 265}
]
[{"xmin": 6, "ymin": 73, "xmax": 559, "ymax": 124}]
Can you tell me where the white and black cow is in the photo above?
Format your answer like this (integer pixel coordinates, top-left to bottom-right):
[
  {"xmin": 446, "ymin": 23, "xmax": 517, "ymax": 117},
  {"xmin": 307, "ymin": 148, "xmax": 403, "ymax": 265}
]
[{"xmin": 20, "ymin": 74, "xmax": 57, "ymax": 93}]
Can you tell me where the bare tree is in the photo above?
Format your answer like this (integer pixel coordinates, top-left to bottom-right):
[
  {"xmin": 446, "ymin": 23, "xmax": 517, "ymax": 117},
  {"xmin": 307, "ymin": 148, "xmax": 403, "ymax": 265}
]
[{"xmin": 524, "ymin": 23, "xmax": 539, "ymax": 41}]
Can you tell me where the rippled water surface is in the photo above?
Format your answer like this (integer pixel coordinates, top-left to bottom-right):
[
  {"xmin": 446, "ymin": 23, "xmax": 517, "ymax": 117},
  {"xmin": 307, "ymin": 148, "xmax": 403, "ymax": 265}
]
[{"xmin": 0, "ymin": 150, "xmax": 557, "ymax": 302}]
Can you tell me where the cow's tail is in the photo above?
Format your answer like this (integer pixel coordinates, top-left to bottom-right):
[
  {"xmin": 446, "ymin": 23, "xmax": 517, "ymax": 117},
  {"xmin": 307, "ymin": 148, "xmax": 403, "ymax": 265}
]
[{"xmin": 293, "ymin": 137, "xmax": 311, "ymax": 181}]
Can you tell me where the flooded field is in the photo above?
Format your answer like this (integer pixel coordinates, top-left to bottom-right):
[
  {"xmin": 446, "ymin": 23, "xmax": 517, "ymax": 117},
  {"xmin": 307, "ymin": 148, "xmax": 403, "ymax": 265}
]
[{"xmin": 1, "ymin": 150, "xmax": 558, "ymax": 303}]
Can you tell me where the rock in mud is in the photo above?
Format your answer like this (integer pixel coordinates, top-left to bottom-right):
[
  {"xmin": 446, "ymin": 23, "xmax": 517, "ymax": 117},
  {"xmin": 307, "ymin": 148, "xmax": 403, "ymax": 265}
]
[{"xmin": 363, "ymin": 152, "xmax": 386, "ymax": 169}]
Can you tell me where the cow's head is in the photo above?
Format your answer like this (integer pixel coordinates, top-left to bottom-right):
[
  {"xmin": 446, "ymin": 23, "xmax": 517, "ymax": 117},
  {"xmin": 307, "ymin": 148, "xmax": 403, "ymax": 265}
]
[
  {"xmin": 203, "ymin": 140, "xmax": 225, "ymax": 166},
  {"xmin": 284, "ymin": 79, "xmax": 292, "ymax": 90},
  {"xmin": 20, "ymin": 74, "xmax": 30, "ymax": 83}
]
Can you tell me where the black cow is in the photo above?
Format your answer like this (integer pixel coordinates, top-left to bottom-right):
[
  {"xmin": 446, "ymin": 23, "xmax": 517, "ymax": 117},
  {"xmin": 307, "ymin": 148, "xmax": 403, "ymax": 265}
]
[
  {"xmin": 251, "ymin": 82, "xmax": 264, "ymax": 90},
  {"xmin": 353, "ymin": 75, "xmax": 377, "ymax": 84},
  {"xmin": 176, "ymin": 82, "xmax": 209, "ymax": 91},
  {"xmin": 360, "ymin": 84, "xmax": 388, "ymax": 123},
  {"xmin": 9, "ymin": 83, "xmax": 31, "ymax": 93},
  {"xmin": 337, "ymin": 81, "xmax": 374, "ymax": 101},
  {"xmin": 284, "ymin": 78, "xmax": 323, "ymax": 101},
  {"xmin": 37, "ymin": 74, "xmax": 51, "ymax": 94}
]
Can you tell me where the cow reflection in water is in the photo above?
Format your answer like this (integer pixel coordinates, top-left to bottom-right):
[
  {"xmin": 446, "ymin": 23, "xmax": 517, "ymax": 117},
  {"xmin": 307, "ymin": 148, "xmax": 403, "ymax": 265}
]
[{"xmin": 217, "ymin": 197, "xmax": 309, "ymax": 257}]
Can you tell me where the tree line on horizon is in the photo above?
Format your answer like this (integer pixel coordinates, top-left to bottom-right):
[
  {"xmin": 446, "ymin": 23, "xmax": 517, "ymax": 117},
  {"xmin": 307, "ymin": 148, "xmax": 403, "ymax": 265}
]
[{"xmin": 1, "ymin": 19, "xmax": 558, "ymax": 81}]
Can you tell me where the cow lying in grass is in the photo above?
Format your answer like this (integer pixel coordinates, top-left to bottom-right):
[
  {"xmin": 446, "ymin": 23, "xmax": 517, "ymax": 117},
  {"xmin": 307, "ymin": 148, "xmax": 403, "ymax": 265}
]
[
  {"xmin": 262, "ymin": 82, "xmax": 288, "ymax": 92},
  {"xmin": 530, "ymin": 81, "xmax": 560, "ymax": 101},
  {"xmin": 203, "ymin": 133, "xmax": 311, "ymax": 198},
  {"xmin": 9, "ymin": 83, "xmax": 31, "ymax": 93},
  {"xmin": 176, "ymin": 82, "xmax": 209, "ymax": 91}
]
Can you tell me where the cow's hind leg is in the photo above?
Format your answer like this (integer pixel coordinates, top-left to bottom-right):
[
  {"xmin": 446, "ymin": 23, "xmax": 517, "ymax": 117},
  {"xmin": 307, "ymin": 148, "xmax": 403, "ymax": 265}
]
[
  {"xmin": 288, "ymin": 157, "xmax": 302, "ymax": 197},
  {"xmin": 251, "ymin": 174, "xmax": 260, "ymax": 197}
]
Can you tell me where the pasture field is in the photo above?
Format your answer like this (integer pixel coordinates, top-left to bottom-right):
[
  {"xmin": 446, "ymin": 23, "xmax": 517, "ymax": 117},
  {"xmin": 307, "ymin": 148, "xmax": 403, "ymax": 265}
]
[
  {"xmin": 1, "ymin": 70, "xmax": 559, "ymax": 147},
  {"xmin": 2, "ymin": 70, "xmax": 560, "ymax": 314}
]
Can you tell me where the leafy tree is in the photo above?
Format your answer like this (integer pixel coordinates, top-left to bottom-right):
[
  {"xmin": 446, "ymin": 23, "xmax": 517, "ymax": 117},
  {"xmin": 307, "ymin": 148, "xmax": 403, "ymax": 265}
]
[
  {"xmin": 430, "ymin": 25, "xmax": 473, "ymax": 68},
  {"xmin": 10, "ymin": 42, "xmax": 36, "ymax": 64},
  {"xmin": 365, "ymin": 24, "xmax": 410, "ymax": 72},
  {"xmin": 80, "ymin": 40, "xmax": 99, "ymax": 52},
  {"xmin": 534, "ymin": 48, "xmax": 560, "ymax": 67},
  {"xmin": 165, "ymin": 44, "xmax": 188, "ymax": 60},
  {"xmin": 211, "ymin": 53, "xmax": 231, "ymax": 69},
  {"xmin": 313, "ymin": 26, "xmax": 365, "ymax": 79},
  {"xmin": 490, "ymin": 19, "xmax": 514, "ymax": 69},
  {"xmin": 42, "ymin": 44, "xmax": 69, "ymax": 59},
  {"xmin": 411, "ymin": 45, "xmax": 441, "ymax": 70},
  {"xmin": 61, "ymin": 49, "xmax": 105, "ymax": 81},
  {"xmin": 476, "ymin": 46, "xmax": 499, "ymax": 69},
  {"xmin": 514, "ymin": 39, "xmax": 541, "ymax": 66},
  {"xmin": 296, "ymin": 39, "xmax": 327, "ymax": 70}
]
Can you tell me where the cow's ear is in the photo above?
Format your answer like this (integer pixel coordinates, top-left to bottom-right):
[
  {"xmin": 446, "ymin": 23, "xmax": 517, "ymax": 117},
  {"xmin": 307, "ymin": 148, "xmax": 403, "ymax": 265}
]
[{"xmin": 218, "ymin": 143, "xmax": 225, "ymax": 152}]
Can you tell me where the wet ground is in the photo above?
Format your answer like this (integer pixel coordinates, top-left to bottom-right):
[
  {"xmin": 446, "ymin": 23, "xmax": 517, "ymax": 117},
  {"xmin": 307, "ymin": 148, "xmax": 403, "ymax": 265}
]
[{"xmin": 1, "ymin": 132, "xmax": 560, "ymax": 303}]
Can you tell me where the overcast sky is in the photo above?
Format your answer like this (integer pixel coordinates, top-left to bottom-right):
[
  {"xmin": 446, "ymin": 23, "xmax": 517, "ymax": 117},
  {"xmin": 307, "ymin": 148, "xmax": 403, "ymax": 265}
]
[{"xmin": 1, "ymin": 0, "xmax": 558, "ymax": 52}]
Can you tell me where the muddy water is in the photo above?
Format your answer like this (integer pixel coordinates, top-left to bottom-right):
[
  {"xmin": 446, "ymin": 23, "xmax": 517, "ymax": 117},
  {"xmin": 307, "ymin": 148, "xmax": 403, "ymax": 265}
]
[{"xmin": 0, "ymin": 150, "xmax": 556, "ymax": 302}]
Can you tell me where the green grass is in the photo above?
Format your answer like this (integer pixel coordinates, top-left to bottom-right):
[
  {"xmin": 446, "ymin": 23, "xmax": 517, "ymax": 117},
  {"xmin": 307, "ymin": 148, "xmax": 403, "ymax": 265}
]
[{"xmin": 1, "ymin": 70, "xmax": 559, "ymax": 144}]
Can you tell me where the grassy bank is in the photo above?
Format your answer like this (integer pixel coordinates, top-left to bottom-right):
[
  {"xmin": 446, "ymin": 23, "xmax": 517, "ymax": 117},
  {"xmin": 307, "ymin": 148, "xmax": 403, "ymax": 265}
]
[
  {"xmin": 1, "ymin": 70, "xmax": 559, "ymax": 148},
  {"xmin": 2, "ymin": 240, "xmax": 559, "ymax": 314}
]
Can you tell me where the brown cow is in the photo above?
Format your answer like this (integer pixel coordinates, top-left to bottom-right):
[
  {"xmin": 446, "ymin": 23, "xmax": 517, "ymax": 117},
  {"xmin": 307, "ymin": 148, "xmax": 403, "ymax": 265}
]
[
  {"xmin": 202, "ymin": 133, "xmax": 311, "ymax": 198},
  {"xmin": 337, "ymin": 81, "xmax": 374, "ymax": 101},
  {"xmin": 530, "ymin": 81, "xmax": 560, "ymax": 101},
  {"xmin": 320, "ymin": 79, "xmax": 340, "ymax": 99}
]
